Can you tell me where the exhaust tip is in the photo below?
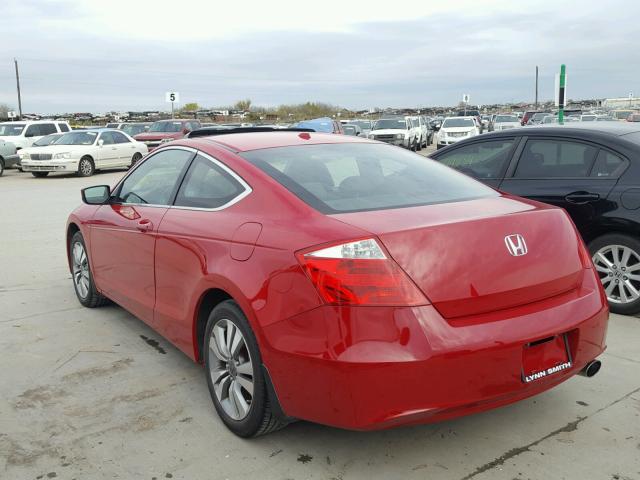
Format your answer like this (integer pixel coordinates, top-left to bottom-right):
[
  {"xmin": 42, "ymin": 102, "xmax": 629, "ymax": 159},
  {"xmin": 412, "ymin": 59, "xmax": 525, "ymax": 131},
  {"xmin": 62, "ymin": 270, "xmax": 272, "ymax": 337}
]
[{"xmin": 579, "ymin": 360, "xmax": 601, "ymax": 378}]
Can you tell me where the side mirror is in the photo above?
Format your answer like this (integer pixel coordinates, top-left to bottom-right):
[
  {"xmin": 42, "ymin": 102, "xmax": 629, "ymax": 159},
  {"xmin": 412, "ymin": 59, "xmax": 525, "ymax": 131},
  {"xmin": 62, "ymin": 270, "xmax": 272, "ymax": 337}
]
[
  {"xmin": 98, "ymin": 139, "xmax": 104, "ymax": 147},
  {"xmin": 81, "ymin": 185, "xmax": 110, "ymax": 205}
]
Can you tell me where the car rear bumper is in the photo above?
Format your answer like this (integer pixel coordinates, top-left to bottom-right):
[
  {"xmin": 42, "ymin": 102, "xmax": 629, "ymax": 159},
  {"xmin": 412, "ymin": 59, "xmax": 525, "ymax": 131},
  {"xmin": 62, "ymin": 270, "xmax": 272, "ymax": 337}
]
[
  {"xmin": 261, "ymin": 269, "xmax": 608, "ymax": 430},
  {"xmin": 2, "ymin": 154, "xmax": 20, "ymax": 168},
  {"xmin": 21, "ymin": 159, "xmax": 79, "ymax": 172}
]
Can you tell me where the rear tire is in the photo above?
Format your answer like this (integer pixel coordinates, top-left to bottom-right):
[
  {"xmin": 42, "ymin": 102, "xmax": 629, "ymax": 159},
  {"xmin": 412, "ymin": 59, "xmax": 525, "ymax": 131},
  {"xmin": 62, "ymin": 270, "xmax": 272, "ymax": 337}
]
[
  {"xmin": 130, "ymin": 152, "xmax": 142, "ymax": 168},
  {"xmin": 31, "ymin": 172, "xmax": 49, "ymax": 178},
  {"xmin": 589, "ymin": 233, "xmax": 640, "ymax": 315},
  {"xmin": 204, "ymin": 300, "xmax": 287, "ymax": 437},
  {"xmin": 77, "ymin": 156, "xmax": 95, "ymax": 177},
  {"xmin": 70, "ymin": 231, "xmax": 108, "ymax": 308},
  {"xmin": 0, "ymin": 158, "xmax": 4, "ymax": 176}
]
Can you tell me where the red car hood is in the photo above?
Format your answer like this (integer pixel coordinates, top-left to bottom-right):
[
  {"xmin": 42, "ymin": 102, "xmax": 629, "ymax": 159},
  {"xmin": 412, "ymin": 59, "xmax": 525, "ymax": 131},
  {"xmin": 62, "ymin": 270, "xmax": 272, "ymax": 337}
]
[
  {"xmin": 134, "ymin": 132, "xmax": 183, "ymax": 141},
  {"xmin": 332, "ymin": 195, "xmax": 586, "ymax": 318}
]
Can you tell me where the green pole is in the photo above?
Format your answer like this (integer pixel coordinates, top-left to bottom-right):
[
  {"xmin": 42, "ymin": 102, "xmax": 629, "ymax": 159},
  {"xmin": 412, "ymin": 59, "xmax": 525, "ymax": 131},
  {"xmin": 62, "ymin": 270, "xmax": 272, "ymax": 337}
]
[{"xmin": 558, "ymin": 64, "xmax": 566, "ymax": 125}]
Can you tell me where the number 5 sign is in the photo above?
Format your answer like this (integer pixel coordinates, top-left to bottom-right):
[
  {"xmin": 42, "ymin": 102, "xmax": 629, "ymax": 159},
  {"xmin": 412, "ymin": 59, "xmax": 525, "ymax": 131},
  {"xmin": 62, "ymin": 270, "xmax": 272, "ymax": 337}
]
[{"xmin": 165, "ymin": 91, "xmax": 180, "ymax": 103}]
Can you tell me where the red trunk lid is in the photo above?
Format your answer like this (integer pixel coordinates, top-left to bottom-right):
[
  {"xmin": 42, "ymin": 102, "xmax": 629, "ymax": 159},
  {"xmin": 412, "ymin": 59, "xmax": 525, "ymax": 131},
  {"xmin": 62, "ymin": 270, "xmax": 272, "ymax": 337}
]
[{"xmin": 332, "ymin": 196, "xmax": 584, "ymax": 318}]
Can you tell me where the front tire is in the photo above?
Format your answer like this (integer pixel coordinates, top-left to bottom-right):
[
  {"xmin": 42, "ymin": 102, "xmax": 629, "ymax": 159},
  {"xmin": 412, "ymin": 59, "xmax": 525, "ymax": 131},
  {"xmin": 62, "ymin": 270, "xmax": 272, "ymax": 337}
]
[
  {"xmin": 589, "ymin": 233, "xmax": 640, "ymax": 315},
  {"xmin": 0, "ymin": 158, "xmax": 4, "ymax": 176},
  {"xmin": 70, "ymin": 231, "xmax": 108, "ymax": 308},
  {"xmin": 32, "ymin": 172, "xmax": 49, "ymax": 178},
  {"xmin": 204, "ymin": 300, "xmax": 287, "ymax": 437},
  {"xmin": 77, "ymin": 156, "xmax": 95, "ymax": 177}
]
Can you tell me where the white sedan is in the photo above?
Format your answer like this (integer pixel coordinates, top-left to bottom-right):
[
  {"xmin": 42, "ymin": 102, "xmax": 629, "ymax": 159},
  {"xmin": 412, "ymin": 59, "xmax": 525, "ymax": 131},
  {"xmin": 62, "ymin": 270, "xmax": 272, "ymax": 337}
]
[{"xmin": 20, "ymin": 129, "xmax": 148, "ymax": 177}]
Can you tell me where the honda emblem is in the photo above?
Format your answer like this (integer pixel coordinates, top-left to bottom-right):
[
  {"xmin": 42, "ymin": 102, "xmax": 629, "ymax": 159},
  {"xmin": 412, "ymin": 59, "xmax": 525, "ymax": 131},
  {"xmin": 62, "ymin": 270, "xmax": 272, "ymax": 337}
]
[{"xmin": 504, "ymin": 234, "xmax": 528, "ymax": 256}]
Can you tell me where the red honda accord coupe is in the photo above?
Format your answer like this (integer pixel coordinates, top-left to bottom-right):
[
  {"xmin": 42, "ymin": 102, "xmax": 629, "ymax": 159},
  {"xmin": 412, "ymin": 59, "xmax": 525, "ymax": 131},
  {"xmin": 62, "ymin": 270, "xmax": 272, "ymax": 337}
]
[{"xmin": 66, "ymin": 130, "xmax": 609, "ymax": 437}]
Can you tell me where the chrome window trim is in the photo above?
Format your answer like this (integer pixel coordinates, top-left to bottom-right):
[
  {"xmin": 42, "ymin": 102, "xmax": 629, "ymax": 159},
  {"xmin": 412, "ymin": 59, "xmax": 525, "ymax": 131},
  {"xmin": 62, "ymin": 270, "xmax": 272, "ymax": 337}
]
[{"xmin": 114, "ymin": 146, "xmax": 252, "ymax": 212}]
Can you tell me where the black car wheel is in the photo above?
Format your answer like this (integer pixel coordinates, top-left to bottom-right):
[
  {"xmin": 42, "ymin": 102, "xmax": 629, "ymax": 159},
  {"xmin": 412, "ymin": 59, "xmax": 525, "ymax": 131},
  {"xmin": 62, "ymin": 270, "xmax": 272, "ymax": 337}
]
[
  {"xmin": 70, "ymin": 231, "xmax": 108, "ymax": 308},
  {"xmin": 130, "ymin": 152, "xmax": 142, "ymax": 168},
  {"xmin": 77, "ymin": 156, "xmax": 95, "ymax": 177},
  {"xmin": 590, "ymin": 233, "xmax": 640, "ymax": 315},
  {"xmin": 204, "ymin": 300, "xmax": 287, "ymax": 437},
  {"xmin": 0, "ymin": 158, "xmax": 4, "ymax": 176}
]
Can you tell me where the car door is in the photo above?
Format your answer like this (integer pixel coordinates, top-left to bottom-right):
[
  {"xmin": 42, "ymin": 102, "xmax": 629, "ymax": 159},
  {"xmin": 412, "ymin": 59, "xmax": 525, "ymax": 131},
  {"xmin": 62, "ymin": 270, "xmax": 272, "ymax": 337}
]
[
  {"xmin": 111, "ymin": 130, "xmax": 136, "ymax": 165},
  {"xmin": 88, "ymin": 148, "xmax": 194, "ymax": 325},
  {"xmin": 154, "ymin": 151, "xmax": 251, "ymax": 353},
  {"xmin": 431, "ymin": 137, "xmax": 519, "ymax": 189},
  {"xmin": 95, "ymin": 131, "xmax": 120, "ymax": 167},
  {"xmin": 498, "ymin": 137, "xmax": 621, "ymax": 237}
]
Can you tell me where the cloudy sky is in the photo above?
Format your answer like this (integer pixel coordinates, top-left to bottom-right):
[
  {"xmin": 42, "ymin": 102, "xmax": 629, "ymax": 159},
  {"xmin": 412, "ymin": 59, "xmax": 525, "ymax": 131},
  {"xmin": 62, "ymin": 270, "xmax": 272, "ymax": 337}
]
[{"xmin": 0, "ymin": 0, "xmax": 638, "ymax": 113}]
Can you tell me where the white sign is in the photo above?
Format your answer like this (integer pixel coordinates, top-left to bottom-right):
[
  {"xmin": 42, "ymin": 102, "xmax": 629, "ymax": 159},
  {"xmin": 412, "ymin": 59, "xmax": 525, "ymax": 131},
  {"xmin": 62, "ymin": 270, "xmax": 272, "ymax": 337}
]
[
  {"xmin": 165, "ymin": 91, "xmax": 180, "ymax": 103},
  {"xmin": 7, "ymin": 111, "xmax": 16, "ymax": 118},
  {"xmin": 462, "ymin": 94, "xmax": 470, "ymax": 103}
]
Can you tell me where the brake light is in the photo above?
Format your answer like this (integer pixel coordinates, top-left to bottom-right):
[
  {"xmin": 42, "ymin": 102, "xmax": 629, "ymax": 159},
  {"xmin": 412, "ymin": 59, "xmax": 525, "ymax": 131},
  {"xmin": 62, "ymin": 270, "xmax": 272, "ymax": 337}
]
[{"xmin": 296, "ymin": 238, "xmax": 428, "ymax": 306}]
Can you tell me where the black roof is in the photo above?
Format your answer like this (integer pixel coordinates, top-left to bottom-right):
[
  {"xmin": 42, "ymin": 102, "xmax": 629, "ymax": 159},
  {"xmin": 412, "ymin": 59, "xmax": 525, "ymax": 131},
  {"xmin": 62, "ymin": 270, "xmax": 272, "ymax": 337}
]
[{"xmin": 477, "ymin": 123, "xmax": 640, "ymax": 143}]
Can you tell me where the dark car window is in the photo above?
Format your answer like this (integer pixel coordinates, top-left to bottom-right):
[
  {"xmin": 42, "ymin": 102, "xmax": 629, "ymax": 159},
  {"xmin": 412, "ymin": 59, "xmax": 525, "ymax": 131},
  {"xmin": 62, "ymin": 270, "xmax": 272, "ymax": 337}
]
[
  {"xmin": 58, "ymin": 123, "xmax": 70, "ymax": 132},
  {"xmin": 242, "ymin": 143, "xmax": 497, "ymax": 214},
  {"xmin": 514, "ymin": 139, "xmax": 598, "ymax": 178},
  {"xmin": 116, "ymin": 149, "xmax": 193, "ymax": 205},
  {"xmin": 99, "ymin": 132, "xmax": 115, "ymax": 145},
  {"xmin": 174, "ymin": 154, "xmax": 246, "ymax": 209},
  {"xmin": 591, "ymin": 150, "xmax": 628, "ymax": 178},
  {"xmin": 111, "ymin": 131, "xmax": 130, "ymax": 144},
  {"xmin": 436, "ymin": 139, "xmax": 515, "ymax": 179}
]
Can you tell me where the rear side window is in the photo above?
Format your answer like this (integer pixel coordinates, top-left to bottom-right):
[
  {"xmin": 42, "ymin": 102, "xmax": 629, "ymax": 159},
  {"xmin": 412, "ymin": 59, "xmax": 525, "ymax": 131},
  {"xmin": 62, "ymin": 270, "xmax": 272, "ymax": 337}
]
[
  {"xmin": 111, "ymin": 131, "xmax": 130, "ymax": 144},
  {"xmin": 241, "ymin": 143, "xmax": 497, "ymax": 214},
  {"xmin": 436, "ymin": 140, "xmax": 514, "ymax": 179},
  {"xmin": 174, "ymin": 154, "xmax": 246, "ymax": 209},
  {"xmin": 514, "ymin": 139, "xmax": 598, "ymax": 178},
  {"xmin": 58, "ymin": 123, "xmax": 70, "ymax": 132},
  {"xmin": 591, "ymin": 150, "xmax": 627, "ymax": 178},
  {"xmin": 39, "ymin": 123, "xmax": 57, "ymax": 135}
]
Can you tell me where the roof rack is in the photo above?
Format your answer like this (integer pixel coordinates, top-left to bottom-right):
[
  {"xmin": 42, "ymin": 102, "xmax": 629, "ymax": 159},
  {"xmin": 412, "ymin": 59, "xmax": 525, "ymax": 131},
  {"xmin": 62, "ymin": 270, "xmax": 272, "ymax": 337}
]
[{"xmin": 187, "ymin": 127, "xmax": 315, "ymax": 138}]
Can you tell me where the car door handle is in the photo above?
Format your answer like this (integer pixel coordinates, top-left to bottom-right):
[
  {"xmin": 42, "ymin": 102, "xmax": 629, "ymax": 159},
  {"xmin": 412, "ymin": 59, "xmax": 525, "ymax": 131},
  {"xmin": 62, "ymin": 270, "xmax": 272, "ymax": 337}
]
[
  {"xmin": 565, "ymin": 191, "xmax": 600, "ymax": 204},
  {"xmin": 136, "ymin": 219, "xmax": 153, "ymax": 232}
]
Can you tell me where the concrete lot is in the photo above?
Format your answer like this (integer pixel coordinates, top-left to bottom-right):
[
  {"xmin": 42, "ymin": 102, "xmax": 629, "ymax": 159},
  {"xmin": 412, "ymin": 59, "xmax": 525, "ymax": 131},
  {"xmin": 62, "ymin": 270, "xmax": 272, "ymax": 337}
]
[{"xmin": 1, "ymin": 162, "xmax": 639, "ymax": 480}]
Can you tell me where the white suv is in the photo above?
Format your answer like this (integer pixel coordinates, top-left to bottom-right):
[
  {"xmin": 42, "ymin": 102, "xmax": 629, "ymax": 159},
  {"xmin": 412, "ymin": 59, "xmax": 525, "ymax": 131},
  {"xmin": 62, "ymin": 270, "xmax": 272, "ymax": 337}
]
[
  {"xmin": 436, "ymin": 117, "xmax": 480, "ymax": 149},
  {"xmin": 369, "ymin": 117, "xmax": 422, "ymax": 151},
  {"xmin": 0, "ymin": 120, "xmax": 72, "ymax": 153}
]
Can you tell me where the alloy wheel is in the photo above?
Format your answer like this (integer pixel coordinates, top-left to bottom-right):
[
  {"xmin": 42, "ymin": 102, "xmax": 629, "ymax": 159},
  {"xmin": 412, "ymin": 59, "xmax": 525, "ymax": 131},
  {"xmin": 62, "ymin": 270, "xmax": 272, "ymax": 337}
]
[
  {"xmin": 72, "ymin": 241, "xmax": 90, "ymax": 299},
  {"xmin": 593, "ymin": 244, "xmax": 640, "ymax": 304},
  {"xmin": 79, "ymin": 158, "xmax": 93, "ymax": 176},
  {"xmin": 208, "ymin": 318, "xmax": 255, "ymax": 421}
]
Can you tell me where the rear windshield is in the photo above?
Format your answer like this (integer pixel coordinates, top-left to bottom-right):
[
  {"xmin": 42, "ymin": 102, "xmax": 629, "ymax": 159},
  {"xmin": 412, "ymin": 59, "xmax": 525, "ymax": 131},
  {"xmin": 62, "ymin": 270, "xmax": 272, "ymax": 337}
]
[
  {"xmin": 241, "ymin": 143, "xmax": 497, "ymax": 214},
  {"xmin": 495, "ymin": 115, "xmax": 518, "ymax": 123},
  {"xmin": 442, "ymin": 118, "xmax": 474, "ymax": 128}
]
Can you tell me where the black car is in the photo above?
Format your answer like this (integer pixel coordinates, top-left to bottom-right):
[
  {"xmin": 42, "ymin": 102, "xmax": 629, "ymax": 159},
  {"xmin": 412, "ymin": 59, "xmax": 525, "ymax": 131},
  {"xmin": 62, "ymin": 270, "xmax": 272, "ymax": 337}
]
[{"xmin": 430, "ymin": 123, "xmax": 640, "ymax": 315}]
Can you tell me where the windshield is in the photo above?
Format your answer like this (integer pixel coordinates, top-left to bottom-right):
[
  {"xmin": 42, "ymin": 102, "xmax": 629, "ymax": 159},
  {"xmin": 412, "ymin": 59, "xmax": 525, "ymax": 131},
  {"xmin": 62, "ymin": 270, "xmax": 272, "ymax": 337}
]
[
  {"xmin": 33, "ymin": 134, "xmax": 62, "ymax": 146},
  {"xmin": 374, "ymin": 119, "xmax": 407, "ymax": 130},
  {"xmin": 0, "ymin": 123, "xmax": 26, "ymax": 136},
  {"xmin": 295, "ymin": 120, "xmax": 333, "ymax": 133},
  {"xmin": 54, "ymin": 131, "xmax": 98, "ymax": 145},
  {"xmin": 531, "ymin": 113, "xmax": 549, "ymax": 121},
  {"xmin": 350, "ymin": 121, "xmax": 372, "ymax": 129},
  {"xmin": 149, "ymin": 121, "xmax": 183, "ymax": 132},
  {"xmin": 495, "ymin": 115, "xmax": 519, "ymax": 123},
  {"xmin": 242, "ymin": 143, "xmax": 496, "ymax": 214},
  {"xmin": 581, "ymin": 115, "xmax": 596, "ymax": 121},
  {"xmin": 122, "ymin": 124, "xmax": 147, "ymax": 136},
  {"xmin": 442, "ymin": 118, "xmax": 474, "ymax": 128},
  {"xmin": 343, "ymin": 125, "xmax": 357, "ymax": 135}
]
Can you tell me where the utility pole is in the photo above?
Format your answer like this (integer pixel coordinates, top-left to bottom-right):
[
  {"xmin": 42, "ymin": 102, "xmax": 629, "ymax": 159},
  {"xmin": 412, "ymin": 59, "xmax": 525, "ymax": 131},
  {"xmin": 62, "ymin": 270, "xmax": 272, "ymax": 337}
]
[
  {"xmin": 14, "ymin": 58, "xmax": 23, "ymax": 120},
  {"xmin": 535, "ymin": 66, "xmax": 539, "ymax": 109}
]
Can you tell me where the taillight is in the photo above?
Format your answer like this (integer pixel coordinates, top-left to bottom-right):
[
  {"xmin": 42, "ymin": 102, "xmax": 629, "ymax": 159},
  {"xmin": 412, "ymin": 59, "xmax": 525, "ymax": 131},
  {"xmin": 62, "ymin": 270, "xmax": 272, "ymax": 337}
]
[{"xmin": 296, "ymin": 238, "xmax": 428, "ymax": 306}]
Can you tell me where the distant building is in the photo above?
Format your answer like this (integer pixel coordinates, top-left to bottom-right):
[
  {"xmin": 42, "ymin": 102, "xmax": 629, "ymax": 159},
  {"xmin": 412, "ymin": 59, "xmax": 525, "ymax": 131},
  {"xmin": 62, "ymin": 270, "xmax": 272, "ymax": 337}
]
[{"xmin": 603, "ymin": 97, "xmax": 640, "ymax": 109}]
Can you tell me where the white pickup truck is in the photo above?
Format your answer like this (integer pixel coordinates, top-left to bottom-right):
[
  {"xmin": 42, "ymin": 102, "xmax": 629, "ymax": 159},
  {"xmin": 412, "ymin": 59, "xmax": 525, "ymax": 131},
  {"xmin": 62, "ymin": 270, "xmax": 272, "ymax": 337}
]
[{"xmin": 369, "ymin": 117, "xmax": 422, "ymax": 151}]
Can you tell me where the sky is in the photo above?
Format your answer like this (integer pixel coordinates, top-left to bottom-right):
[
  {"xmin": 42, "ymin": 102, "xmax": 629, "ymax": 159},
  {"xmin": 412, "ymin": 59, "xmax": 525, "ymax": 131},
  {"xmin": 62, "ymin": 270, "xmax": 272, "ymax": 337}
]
[{"xmin": 0, "ymin": 0, "xmax": 638, "ymax": 114}]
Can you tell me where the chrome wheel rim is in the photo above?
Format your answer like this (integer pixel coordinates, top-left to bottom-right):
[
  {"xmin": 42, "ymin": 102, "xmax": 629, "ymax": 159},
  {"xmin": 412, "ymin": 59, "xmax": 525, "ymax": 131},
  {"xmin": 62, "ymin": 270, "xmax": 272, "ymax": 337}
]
[
  {"xmin": 72, "ymin": 241, "xmax": 90, "ymax": 299},
  {"xmin": 80, "ymin": 159, "xmax": 92, "ymax": 176},
  {"xmin": 208, "ymin": 319, "xmax": 254, "ymax": 420},
  {"xmin": 593, "ymin": 244, "xmax": 640, "ymax": 304}
]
